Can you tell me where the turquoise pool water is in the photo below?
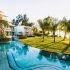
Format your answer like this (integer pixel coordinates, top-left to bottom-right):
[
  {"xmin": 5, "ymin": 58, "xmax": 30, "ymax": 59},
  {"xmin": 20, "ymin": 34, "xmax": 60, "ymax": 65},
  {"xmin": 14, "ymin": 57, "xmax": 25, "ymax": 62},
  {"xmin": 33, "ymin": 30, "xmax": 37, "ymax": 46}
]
[{"xmin": 0, "ymin": 41, "xmax": 70, "ymax": 70}]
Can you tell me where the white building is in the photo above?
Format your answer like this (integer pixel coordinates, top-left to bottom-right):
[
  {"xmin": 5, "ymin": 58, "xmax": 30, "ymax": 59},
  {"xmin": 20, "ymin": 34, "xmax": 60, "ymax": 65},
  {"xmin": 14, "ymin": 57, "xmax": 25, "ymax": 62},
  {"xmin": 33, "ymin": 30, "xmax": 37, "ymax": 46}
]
[
  {"xmin": 14, "ymin": 25, "xmax": 34, "ymax": 36},
  {"xmin": 0, "ymin": 11, "xmax": 14, "ymax": 39}
]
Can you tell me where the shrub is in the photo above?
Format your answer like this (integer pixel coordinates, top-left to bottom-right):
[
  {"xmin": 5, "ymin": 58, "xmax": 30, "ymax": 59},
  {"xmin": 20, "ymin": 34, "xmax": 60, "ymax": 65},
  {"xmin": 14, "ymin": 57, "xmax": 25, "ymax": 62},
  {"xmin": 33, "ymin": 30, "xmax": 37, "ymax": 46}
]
[
  {"xmin": 19, "ymin": 35, "xmax": 27, "ymax": 39},
  {"xmin": 34, "ymin": 32, "xmax": 42, "ymax": 36},
  {"xmin": 27, "ymin": 35, "xmax": 35, "ymax": 37},
  {"xmin": 0, "ymin": 38, "xmax": 10, "ymax": 42}
]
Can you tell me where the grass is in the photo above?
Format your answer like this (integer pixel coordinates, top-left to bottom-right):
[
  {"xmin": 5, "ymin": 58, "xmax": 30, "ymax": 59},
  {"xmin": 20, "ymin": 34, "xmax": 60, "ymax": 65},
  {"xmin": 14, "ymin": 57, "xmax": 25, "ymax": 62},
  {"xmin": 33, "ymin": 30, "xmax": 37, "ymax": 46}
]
[{"xmin": 18, "ymin": 36, "xmax": 70, "ymax": 54}]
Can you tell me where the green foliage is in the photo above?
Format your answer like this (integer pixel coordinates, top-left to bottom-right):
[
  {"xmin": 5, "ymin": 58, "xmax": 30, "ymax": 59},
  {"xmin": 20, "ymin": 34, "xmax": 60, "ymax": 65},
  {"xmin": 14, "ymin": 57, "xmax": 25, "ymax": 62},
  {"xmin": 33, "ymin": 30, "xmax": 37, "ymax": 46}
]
[
  {"xmin": 0, "ymin": 20, "xmax": 8, "ymax": 40},
  {"xmin": 0, "ymin": 38, "xmax": 10, "ymax": 42},
  {"xmin": 19, "ymin": 35, "xmax": 27, "ymax": 39},
  {"xmin": 37, "ymin": 19, "xmax": 44, "ymax": 29},
  {"xmin": 37, "ymin": 19, "xmax": 46, "ymax": 41},
  {"xmin": 28, "ymin": 22, "xmax": 34, "ymax": 27},
  {"xmin": 33, "ymin": 27, "xmax": 38, "ymax": 34},
  {"xmin": 67, "ymin": 20, "xmax": 70, "ymax": 32},
  {"xmin": 43, "ymin": 17, "xmax": 50, "ymax": 30},
  {"xmin": 44, "ymin": 17, "xmax": 55, "ymax": 31},
  {"xmin": 12, "ymin": 14, "xmax": 23, "ymax": 25},
  {"xmin": 59, "ymin": 17, "xmax": 70, "ymax": 41},
  {"xmin": 45, "ymin": 17, "xmax": 58, "ymax": 43},
  {"xmin": 59, "ymin": 17, "xmax": 68, "ymax": 31},
  {"xmin": 21, "ymin": 14, "xmax": 34, "ymax": 26},
  {"xmin": 49, "ymin": 18, "xmax": 58, "ymax": 29},
  {"xmin": 22, "ymin": 14, "xmax": 29, "ymax": 26},
  {"xmin": 0, "ymin": 32, "xmax": 4, "ymax": 39},
  {"xmin": 0, "ymin": 20, "xmax": 8, "ymax": 26},
  {"xmin": 12, "ymin": 14, "xmax": 34, "ymax": 26},
  {"xmin": 37, "ymin": 19, "xmax": 47, "ymax": 32},
  {"xmin": 37, "ymin": 17, "xmax": 58, "ymax": 42}
]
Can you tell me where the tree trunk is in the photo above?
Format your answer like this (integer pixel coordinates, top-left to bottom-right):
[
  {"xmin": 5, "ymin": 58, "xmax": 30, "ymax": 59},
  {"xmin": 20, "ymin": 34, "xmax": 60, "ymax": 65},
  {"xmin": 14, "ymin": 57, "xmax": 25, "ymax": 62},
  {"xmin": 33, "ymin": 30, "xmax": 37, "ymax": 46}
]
[
  {"xmin": 69, "ymin": 37, "xmax": 70, "ymax": 45},
  {"xmin": 53, "ymin": 31, "xmax": 55, "ymax": 43},
  {"xmin": 47, "ymin": 29, "xmax": 49, "ymax": 36},
  {"xmin": 63, "ymin": 31, "xmax": 66, "ymax": 41},
  {"xmin": 42, "ymin": 29, "xmax": 45, "ymax": 42},
  {"xmin": 53, "ymin": 27, "xmax": 55, "ymax": 43}
]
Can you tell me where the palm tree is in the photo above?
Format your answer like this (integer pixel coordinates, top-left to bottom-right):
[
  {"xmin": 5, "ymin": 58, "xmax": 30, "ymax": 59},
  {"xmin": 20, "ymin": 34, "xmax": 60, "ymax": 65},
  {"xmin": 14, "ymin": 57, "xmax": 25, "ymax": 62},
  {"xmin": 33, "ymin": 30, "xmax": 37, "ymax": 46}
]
[
  {"xmin": 44, "ymin": 16, "xmax": 53, "ymax": 35},
  {"xmin": 22, "ymin": 14, "xmax": 29, "ymax": 26},
  {"xmin": 21, "ymin": 14, "xmax": 34, "ymax": 27},
  {"xmin": 50, "ymin": 18, "xmax": 58, "ymax": 43},
  {"xmin": 12, "ymin": 14, "xmax": 23, "ymax": 26},
  {"xmin": 38, "ymin": 19, "xmax": 46, "ymax": 42},
  {"xmin": 28, "ymin": 22, "xmax": 34, "ymax": 27},
  {"xmin": 60, "ymin": 17, "xmax": 68, "ymax": 40},
  {"xmin": 67, "ymin": 20, "xmax": 70, "ymax": 45}
]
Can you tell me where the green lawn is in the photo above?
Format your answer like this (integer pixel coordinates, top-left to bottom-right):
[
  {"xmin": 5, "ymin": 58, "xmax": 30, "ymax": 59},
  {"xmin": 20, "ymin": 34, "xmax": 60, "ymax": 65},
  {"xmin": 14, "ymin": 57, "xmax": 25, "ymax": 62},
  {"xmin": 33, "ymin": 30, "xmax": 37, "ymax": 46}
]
[{"xmin": 18, "ymin": 36, "xmax": 70, "ymax": 54}]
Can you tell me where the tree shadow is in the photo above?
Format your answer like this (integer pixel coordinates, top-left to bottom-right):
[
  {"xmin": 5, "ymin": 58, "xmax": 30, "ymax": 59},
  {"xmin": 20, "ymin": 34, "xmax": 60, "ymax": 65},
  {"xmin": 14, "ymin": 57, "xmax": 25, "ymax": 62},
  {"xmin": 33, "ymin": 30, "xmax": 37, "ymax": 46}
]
[
  {"xmin": 45, "ymin": 38, "xmax": 63, "ymax": 47},
  {"xmin": 39, "ymin": 38, "xmax": 70, "ymax": 54},
  {"xmin": 61, "ymin": 44, "xmax": 70, "ymax": 53}
]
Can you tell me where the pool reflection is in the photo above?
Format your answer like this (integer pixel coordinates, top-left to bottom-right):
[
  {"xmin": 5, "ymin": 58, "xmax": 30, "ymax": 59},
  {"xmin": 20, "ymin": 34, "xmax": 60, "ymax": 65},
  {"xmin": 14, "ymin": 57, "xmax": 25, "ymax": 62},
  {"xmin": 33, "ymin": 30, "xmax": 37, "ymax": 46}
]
[{"xmin": 6, "ymin": 41, "xmax": 70, "ymax": 70}]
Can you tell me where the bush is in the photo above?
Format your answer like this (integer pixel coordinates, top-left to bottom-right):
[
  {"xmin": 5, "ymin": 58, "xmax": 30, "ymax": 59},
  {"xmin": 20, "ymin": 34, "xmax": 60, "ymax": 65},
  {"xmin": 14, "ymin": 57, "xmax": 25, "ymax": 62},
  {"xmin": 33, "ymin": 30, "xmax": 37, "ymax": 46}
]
[
  {"xmin": 34, "ymin": 33, "xmax": 42, "ymax": 36},
  {"xmin": 0, "ymin": 38, "xmax": 10, "ymax": 42},
  {"xmin": 19, "ymin": 36, "xmax": 27, "ymax": 39},
  {"xmin": 27, "ymin": 35, "xmax": 35, "ymax": 37}
]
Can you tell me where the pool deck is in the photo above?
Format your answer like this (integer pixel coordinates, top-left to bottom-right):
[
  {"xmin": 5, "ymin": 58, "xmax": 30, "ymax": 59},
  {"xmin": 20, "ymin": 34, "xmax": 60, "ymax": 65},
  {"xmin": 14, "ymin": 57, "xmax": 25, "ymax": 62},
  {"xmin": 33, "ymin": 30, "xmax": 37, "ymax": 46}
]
[{"xmin": 0, "ymin": 51, "xmax": 12, "ymax": 70}]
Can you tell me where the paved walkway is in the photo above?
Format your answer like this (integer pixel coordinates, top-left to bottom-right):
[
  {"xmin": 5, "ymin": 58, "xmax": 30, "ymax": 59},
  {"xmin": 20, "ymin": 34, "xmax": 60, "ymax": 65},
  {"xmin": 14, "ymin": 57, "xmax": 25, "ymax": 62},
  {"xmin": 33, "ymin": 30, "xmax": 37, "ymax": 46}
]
[
  {"xmin": 33, "ymin": 67, "xmax": 62, "ymax": 70},
  {"xmin": 0, "ymin": 51, "xmax": 12, "ymax": 70}
]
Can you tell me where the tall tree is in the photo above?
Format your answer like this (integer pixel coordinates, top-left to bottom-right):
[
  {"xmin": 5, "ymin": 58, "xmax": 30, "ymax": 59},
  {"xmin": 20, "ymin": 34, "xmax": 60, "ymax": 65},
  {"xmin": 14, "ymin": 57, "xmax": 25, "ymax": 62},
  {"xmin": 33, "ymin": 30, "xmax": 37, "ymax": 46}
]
[
  {"xmin": 50, "ymin": 18, "xmax": 58, "ymax": 43},
  {"xmin": 28, "ymin": 22, "xmax": 34, "ymax": 27},
  {"xmin": 44, "ymin": 16, "xmax": 52, "ymax": 35},
  {"xmin": 12, "ymin": 14, "xmax": 34, "ymax": 27},
  {"xmin": 16, "ymin": 14, "xmax": 23, "ymax": 22},
  {"xmin": 22, "ymin": 14, "xmax": 29, "ymax": 26},
  {"xmin": 12, "ymin": 14, "xmax": 23, "ymax": 26},
  {"xmin": 38, "ymin": 19, "xmax": 46, "ymax": 42},
  {"xmin": 67, "ymin": 20, "xmax": 70, "ymax": 45},
  {"xmin": 60, "ymin": 17, "xmax": 68, "ymax": 40},
  {"xmin": 12, "ymin": 19, "xmax": 16, "ymax": 25}
]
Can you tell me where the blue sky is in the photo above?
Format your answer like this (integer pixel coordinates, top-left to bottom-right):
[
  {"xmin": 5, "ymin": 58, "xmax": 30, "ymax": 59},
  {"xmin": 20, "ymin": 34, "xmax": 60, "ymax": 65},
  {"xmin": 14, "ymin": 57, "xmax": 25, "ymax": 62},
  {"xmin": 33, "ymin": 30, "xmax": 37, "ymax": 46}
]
[{"xmin": 0, "ymin": 0, "xmax": 70, "ymax": 22}]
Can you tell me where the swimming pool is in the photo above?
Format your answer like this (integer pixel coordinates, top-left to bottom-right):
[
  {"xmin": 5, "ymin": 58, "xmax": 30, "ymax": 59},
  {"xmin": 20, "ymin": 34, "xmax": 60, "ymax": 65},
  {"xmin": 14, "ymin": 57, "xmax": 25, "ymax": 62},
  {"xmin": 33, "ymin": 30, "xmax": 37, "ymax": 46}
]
[{"xmin": 0, "ymin": 41, "xmax": 70, "ymax": 70}]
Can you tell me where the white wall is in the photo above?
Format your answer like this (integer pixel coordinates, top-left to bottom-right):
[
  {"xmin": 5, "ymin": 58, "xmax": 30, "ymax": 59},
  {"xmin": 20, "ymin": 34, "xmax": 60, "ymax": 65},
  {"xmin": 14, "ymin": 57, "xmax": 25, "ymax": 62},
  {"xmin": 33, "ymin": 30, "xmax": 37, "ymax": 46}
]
[
  {"xmin": 14, "ymin": 26, "xmax": 34, "ymax": 36},
  {"xmin": 14, "ymin": 26, "xmax": 26, "ymax": 36}
]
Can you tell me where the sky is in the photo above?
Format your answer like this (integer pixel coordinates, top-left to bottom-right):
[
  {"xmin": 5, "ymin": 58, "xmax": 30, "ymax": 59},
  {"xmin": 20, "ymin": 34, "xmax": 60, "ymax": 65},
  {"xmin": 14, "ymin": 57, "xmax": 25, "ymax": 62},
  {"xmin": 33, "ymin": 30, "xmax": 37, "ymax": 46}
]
[{"xmin": 0, "ymin": 0, "xmax": 70, "ymax": 23}]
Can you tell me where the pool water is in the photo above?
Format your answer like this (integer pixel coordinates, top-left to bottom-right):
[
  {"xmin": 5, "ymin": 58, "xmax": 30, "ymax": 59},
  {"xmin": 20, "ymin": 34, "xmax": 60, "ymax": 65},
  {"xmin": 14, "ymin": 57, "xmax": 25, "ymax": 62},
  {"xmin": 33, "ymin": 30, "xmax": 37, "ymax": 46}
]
[{"xmin": 0, "ymin": 41, "xmax": 70, "ymax": 70}]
